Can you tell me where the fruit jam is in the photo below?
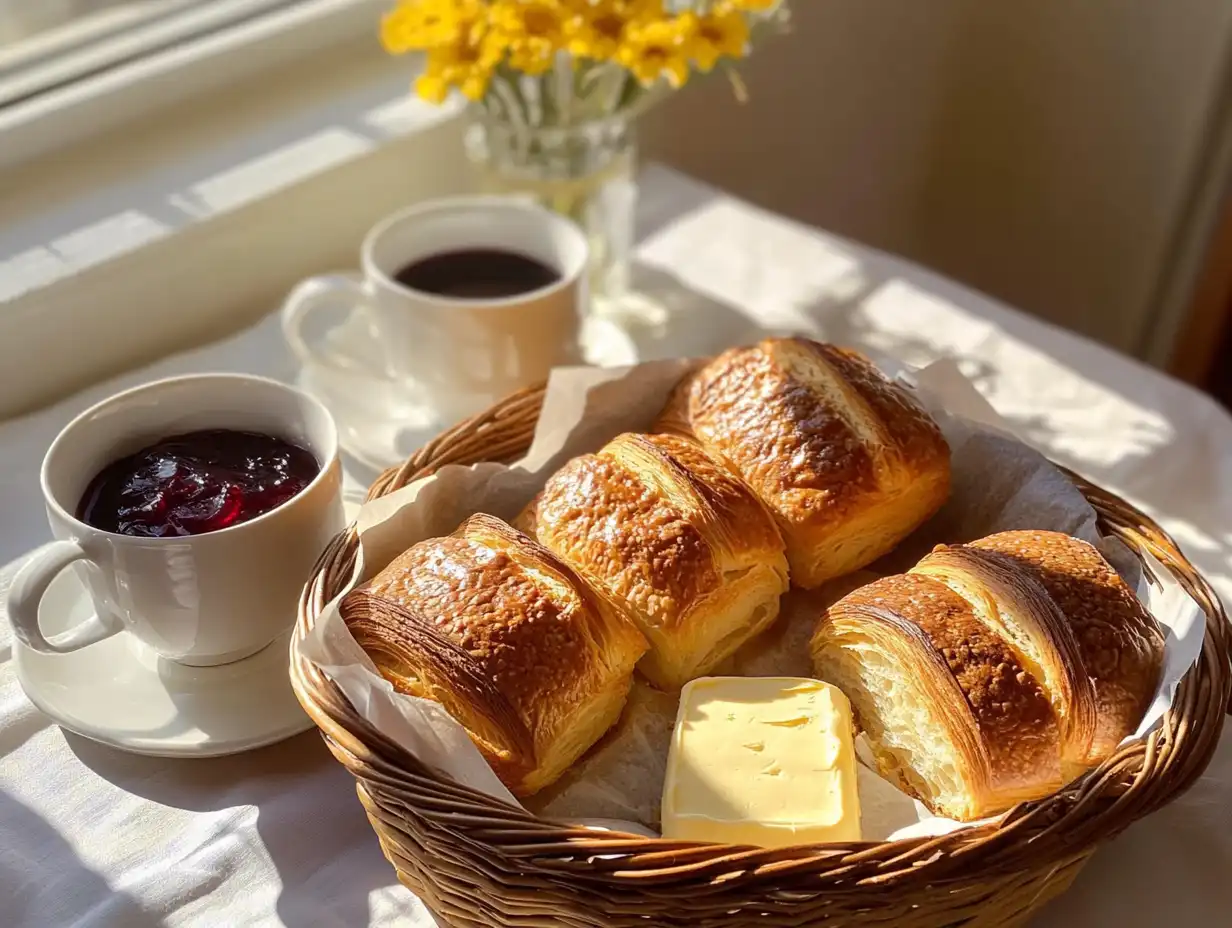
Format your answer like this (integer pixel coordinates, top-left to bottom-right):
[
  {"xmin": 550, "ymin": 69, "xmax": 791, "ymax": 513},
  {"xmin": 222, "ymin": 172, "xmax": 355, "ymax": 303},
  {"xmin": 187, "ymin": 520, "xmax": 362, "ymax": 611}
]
[{"xmin": 77, "ymin": 429, "xmax": 319, "ymax": 538}]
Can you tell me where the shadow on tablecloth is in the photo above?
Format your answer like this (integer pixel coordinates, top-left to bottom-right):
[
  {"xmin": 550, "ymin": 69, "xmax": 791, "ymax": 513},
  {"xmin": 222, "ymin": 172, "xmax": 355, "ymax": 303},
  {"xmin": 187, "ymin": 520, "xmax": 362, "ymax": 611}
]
[
  {"xmin": 0, "ymin": 788, "xmax": 164, "ymax": 926},
  {"xmin": 63, "ymin": 731, "xmax": 401, "ymax": 928}
]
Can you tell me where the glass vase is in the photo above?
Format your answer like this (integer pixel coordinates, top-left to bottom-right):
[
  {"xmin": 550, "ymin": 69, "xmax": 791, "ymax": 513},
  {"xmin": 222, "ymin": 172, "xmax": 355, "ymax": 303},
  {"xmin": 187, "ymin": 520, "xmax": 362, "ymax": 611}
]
[{"xmin": 465, "ymin": 110, "xmax": 637, "ymax": 310}]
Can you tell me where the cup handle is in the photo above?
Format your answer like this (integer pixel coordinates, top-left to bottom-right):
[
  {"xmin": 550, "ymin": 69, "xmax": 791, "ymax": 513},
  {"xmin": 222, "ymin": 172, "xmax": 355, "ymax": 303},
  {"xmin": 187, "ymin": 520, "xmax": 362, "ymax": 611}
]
[
  {"xmin": 280, "ymin": 272, "xmax": 391, "ymax": 378},
  {"xmin": 8, "ymin": 541, "xmax": 120, "ymax": 653}
]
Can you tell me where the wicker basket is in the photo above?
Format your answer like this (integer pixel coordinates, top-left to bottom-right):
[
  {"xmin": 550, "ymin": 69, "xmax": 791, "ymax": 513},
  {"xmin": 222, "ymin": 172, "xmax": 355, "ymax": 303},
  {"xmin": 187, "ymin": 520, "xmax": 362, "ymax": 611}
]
[{"xmin": 290, "ymin": 382, "xmax": 1232, "ymax": 928}]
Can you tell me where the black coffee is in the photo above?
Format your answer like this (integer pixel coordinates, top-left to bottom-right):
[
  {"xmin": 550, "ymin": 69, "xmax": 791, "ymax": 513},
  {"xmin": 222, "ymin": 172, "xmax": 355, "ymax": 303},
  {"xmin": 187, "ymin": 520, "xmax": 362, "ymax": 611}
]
[{"xmin": 394, "ymin": 248, "xmax": 560, "ymax": 299}]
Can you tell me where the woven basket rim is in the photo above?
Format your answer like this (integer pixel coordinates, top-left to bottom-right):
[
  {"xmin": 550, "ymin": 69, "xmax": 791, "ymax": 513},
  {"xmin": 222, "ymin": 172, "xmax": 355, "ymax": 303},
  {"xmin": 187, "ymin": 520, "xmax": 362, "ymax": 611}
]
[{"xmin": 290, "ymin": 379, "xmax": 1232, "ymax": 895}]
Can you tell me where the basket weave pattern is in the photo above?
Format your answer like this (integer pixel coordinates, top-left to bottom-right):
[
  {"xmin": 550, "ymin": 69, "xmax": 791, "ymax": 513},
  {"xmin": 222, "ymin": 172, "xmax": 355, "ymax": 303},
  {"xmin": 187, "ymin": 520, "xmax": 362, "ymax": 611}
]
[{"xmin": 291, "ymin": 383, "xmax": 1232, "ymax": 928}]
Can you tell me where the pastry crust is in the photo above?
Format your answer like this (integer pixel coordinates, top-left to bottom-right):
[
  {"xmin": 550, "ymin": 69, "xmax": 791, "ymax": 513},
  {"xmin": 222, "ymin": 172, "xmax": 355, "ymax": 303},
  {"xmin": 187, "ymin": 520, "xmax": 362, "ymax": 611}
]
[
  {"xmin": 970, "ymin": 531, "xmax": 1164, "ymax": 764},
  {"xmin": 813, "ymin": 573, "xmax": 1062, "ymax": 821},
  {"xmin": 344, "ymin": 514, "xmax": 648, "ymax": 796},
  {"xmin": 517, "ymin": 432, "xmax": 789, "ymax": 689},
  {"xmin": 911, "ymin": 544, "xmax": 1098, "ymax": 778},
  {"xmin": 657, "ymin": 338, "xmax": 951, "ymax": 588}
]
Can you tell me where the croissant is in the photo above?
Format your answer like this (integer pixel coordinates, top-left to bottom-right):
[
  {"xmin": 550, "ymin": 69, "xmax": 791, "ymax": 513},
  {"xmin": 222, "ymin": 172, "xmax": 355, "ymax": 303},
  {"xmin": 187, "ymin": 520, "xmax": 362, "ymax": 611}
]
[
  {"xmin": 815, "ymin": 572, "xmax": 1063, "ymax": 820},
  {"xmin": 516, "ymin": 432, "xmax": 789, "ymax": 690},
  {"xmin": 811, "ymin": 531, "xmax": 1164, "ymax": 820},
  {"xmin": 657, "ymin": 337, "xmax": 951, "ymax": 589},
  {"xmin": 343, "ymin": 514, "xmax": 648, "ymax": 796}
]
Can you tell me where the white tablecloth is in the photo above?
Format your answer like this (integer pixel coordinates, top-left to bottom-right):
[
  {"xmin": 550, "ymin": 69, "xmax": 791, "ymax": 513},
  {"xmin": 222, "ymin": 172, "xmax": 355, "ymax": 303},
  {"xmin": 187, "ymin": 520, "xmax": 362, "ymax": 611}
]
[{"xmin": 1, "ymin": 166, "xmax": 1229, "ymax": 926}]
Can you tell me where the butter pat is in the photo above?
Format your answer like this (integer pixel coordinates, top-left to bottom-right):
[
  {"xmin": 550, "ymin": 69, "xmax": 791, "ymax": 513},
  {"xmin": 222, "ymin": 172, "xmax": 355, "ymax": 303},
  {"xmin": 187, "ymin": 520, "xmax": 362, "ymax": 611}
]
[{"xmin": 661, "ymin": 677, "xmax": 861, "ymax": 847}]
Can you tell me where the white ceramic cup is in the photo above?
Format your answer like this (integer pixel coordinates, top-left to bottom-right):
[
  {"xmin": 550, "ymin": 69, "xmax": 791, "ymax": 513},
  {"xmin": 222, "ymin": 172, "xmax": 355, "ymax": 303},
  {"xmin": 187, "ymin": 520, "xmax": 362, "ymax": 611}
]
[
  {"xmin": 8, "ymin": 374, "xmax": 346, "ymax": 667},
  {"xmin": 280, "ymin": 196, "xmax": 589, "ymax": 428}
]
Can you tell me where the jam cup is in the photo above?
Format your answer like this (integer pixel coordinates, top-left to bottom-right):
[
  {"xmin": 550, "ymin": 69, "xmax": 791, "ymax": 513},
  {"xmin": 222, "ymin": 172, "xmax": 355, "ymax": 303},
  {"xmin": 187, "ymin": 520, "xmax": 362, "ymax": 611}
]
[{"xmin": 8, "ymin": 374, "xmax": 346, "ymax": 667}]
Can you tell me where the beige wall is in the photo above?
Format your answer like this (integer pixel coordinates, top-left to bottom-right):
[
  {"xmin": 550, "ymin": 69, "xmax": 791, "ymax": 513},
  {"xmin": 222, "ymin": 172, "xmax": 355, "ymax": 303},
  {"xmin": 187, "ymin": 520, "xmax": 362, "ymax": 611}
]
[{"xmin": 643, "ymin": 0, "xmax": 1232, "ymax": 358}]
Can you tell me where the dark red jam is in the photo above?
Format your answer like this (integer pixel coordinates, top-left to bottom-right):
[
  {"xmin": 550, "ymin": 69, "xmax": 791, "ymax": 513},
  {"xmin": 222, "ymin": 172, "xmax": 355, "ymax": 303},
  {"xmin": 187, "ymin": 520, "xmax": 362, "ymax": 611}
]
[{"xmin": 77, "ymin": 429, "xmax": 319, "ymax": 537}]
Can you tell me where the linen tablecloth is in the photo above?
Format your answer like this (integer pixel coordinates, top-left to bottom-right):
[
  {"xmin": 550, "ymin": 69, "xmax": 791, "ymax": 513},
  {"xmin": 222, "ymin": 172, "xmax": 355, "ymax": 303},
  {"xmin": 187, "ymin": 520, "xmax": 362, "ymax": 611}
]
[{"xmin": 2, "ymin": 166, "xmax": 1229, "ymax": 926}]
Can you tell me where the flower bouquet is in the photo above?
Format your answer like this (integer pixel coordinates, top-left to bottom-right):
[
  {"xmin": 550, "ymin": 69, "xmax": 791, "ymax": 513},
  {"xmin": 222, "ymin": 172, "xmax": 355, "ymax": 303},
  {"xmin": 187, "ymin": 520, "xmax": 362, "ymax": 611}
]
[{"xmin": 381, "ymin": 1, "xmax": 790, "ymax": 305}]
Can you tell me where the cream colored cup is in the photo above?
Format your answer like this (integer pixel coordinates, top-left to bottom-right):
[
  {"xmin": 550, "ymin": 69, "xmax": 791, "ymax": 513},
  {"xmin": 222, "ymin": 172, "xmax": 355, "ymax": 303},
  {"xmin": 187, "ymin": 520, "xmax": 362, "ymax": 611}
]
[
  {"xmin": 8, "ymin": 374, "xmax": 346, "ymax": 667},
  {"xmin": 280, "ymin": 196, "xmax": 589, "ymax": 428}
]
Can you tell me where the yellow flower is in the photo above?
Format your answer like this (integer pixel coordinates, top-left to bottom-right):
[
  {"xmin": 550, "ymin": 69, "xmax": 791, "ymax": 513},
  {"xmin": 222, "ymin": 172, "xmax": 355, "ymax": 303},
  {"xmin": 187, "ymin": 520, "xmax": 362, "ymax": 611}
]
[
  {"xmin": 381, "ymin": 0, "xmax": 482, "ymax": 54},
  {"xmin": 414, "ymin": 23, "xmax": 503, "ymax": 103},
  {"xmin": 727, "ymin": 0, "xmax": 778, "ymax": 11},
  {"xmin": 565, "ymin": 0, "xmax": 657, "ymax": 62},
  {"xmin": 490, "ymin": 0, "xmax": 567, "ymax": 76},
  {"xmin": 683, "ymin": 6, "xmax": 749, "ymax": 72},
  {"xmin": 617, "ymin": 14, "xmax": 693, "ymax": 88}
]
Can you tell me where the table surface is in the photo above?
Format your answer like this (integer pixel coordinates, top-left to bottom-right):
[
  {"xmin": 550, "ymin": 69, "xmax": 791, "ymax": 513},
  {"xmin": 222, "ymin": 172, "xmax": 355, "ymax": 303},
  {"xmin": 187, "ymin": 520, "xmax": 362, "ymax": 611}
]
[{"xmin": 1, "ymin": 165, "xmax": 1229, "ymax": 927}]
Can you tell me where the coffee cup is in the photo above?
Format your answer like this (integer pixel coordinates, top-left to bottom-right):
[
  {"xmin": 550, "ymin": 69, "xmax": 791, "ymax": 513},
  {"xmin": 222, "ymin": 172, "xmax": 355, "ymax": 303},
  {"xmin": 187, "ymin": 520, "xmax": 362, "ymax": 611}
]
[
  {"xmin": 280, "ymin": 196, "xmax": 589, "ymax": 429},
  {"xmin": 8, "ymin": 374, "xmax": 346, "ymax": 667}
]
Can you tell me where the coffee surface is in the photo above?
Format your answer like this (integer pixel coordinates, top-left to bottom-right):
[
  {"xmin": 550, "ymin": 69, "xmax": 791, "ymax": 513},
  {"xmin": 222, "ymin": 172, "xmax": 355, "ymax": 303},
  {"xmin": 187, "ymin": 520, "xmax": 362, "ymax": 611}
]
[
  {"xmin": 394, "ymin": 248, "xmax": 559, "ymax": 299},
  {"xmin": 78, "ymin": 429, "xmax": 319, "ymax": 537}
]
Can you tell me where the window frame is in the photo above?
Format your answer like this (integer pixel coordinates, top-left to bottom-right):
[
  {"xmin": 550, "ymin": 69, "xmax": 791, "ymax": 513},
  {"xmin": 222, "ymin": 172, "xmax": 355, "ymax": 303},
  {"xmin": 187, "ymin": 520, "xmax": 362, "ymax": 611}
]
[
  {"xmin": 0, "ymin": 0, "xmax": 386, "ymax": 173},
  {"xmin": 0, "ymin": 0, "xmax": 466, "ymax": 421}
]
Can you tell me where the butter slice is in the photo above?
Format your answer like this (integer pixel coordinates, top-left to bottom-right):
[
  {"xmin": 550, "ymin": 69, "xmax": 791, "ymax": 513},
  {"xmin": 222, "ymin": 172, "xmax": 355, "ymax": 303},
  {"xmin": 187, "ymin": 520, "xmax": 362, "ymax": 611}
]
[{"xmin": 661, "ymin": 677, "xmax": 861, "ymax": 847}]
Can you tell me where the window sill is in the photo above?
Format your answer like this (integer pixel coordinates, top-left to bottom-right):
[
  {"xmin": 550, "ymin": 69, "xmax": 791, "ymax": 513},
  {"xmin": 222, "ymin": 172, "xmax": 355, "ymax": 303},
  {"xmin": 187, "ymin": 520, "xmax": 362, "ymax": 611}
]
[{"xmin": 0, "ymin": 32, "xmax": 470, "ymax": 420}]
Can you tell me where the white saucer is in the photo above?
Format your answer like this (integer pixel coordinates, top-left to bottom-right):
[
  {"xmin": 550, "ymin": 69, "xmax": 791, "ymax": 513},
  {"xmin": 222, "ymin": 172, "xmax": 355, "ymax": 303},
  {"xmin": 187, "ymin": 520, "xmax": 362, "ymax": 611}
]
[
  {"xmin": 297, "ymin": 365, "xmax": 436, "ymax": 474},
  {"xmin": 297, "ymin": 313, "xmax": 641, "ymax": 473},
  {"xmin": 13, "ymin": 567, "xmax": 315, "ymax": 758}
]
